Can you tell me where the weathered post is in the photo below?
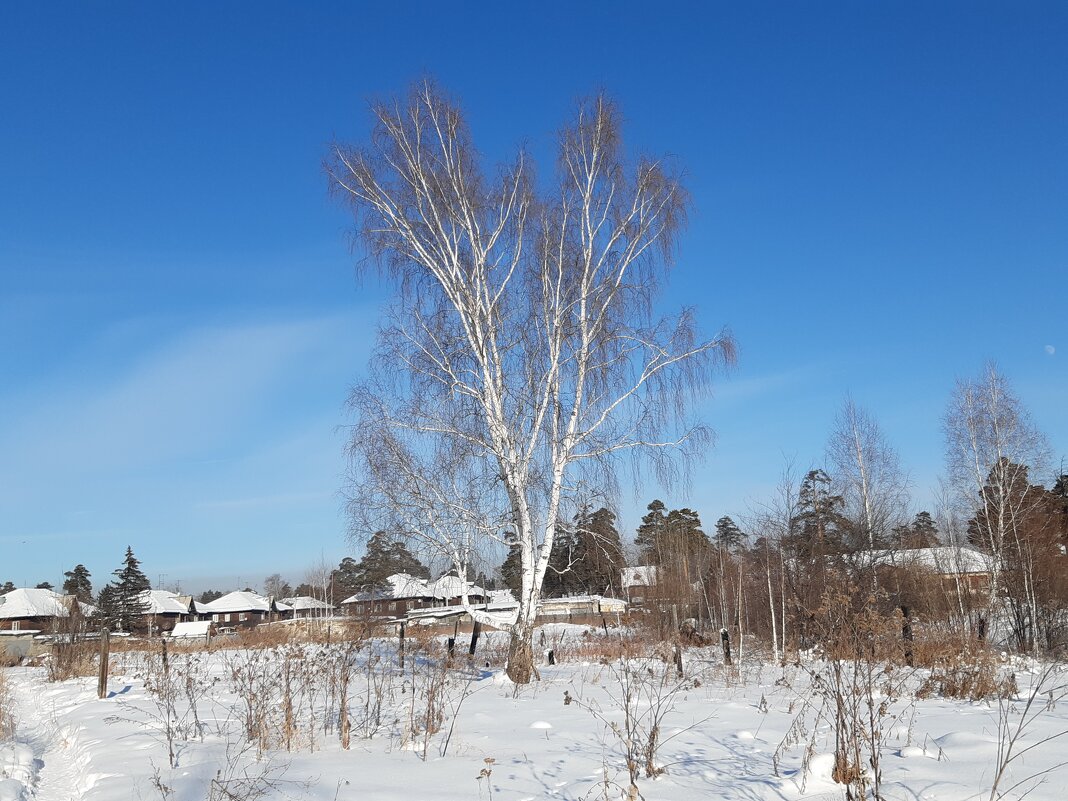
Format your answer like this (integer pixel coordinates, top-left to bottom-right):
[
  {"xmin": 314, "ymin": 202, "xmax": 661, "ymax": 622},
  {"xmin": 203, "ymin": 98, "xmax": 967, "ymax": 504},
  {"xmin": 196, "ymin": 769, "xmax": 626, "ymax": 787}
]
[
  {"xmin": 468, "ymin": 619, "xmax": 481, "ymax": 656},
  {"xmin": 547, "ymin": 649, "xmax": 556, "ymax": 666},
  {"xmin": 720, "ymin": 627, "xmax": 732, "ymax": 667},
  {"xmin": 673, "ymin": 644, "xmax": 684, "ymax": 678},
  {"xmin": 97, "ymin": 628, "xmax": 110, "ymax": 699},
  {"xmin": 398, "ymin": 622, "xmax": 406, "ymax": 669},
  {"xmin": 446, "ymin": 637, "xmax": 455, "ymax": 659}
]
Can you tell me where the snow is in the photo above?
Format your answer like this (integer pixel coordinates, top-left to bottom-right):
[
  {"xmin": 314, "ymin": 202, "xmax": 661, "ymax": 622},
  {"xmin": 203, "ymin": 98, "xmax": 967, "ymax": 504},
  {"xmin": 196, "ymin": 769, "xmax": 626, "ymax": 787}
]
[{"xmin": 1, "ymin": 634, "xmax": 1066, "ymax": 801}]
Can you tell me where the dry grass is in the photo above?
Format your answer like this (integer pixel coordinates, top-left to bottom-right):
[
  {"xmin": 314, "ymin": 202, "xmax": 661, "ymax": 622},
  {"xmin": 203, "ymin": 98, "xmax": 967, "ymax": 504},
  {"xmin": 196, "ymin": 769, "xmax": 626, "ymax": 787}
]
[{"xmin": 0, "ymin": 669, "xmax": 15, "ymax": 739}]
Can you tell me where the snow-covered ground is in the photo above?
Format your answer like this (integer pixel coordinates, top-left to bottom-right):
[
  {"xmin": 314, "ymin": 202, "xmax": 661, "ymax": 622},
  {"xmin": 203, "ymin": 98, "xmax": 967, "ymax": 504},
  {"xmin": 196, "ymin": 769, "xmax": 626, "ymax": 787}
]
[{"xmin": 2, "ymin": 627, "xmax": 1066, "ymax": 801}]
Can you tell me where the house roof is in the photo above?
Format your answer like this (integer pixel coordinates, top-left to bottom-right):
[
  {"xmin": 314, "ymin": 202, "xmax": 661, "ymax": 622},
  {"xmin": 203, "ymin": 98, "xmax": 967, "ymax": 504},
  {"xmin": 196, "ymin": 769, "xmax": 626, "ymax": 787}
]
[
  {"xmin": 138, "ymin": 590, "xmax": 191, "ymax": 615},
  {"xmin": 280, "ymin": 596, "xmax": 334, "ymax": 611},
  {"xmin": 429, "ymin": 574, "xmax": 486, "ymax": 600},
  {"xmin": 339, "ymin": 573, "xmax": 486, "ymax": 605},
  {"xmin": 0, "ymin": 588, "xmax": 93, "ymax": 620},
  {"xmin": 867, "ymin": 546, "xmax": 993, "ymax": 575},
  {"xmin": 201, "ymin": 591, "xmax": 277, "ymax": 613}
]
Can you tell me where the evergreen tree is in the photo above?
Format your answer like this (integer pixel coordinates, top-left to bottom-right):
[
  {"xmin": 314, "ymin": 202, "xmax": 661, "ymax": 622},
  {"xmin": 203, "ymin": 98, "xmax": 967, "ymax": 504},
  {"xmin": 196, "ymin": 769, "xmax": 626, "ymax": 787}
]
[
  {"xmin": 572, "ymin": 507, "xmax": 626, "ymax": 596},
  {"xmin": 109, "ymin": 546, "xmax": 151, "ymax": 632},
  {"xmin": 62, "ymin": 564, "xmax": 93, "ymax": 603},
  {"xmin": 0, "ymin": 581, "xmax": 14, "ymax": 594},
  {"xmin": 543, "ymin": 525, "xmax": 579, "ymax": 597},
  {"xmin": 35, "ymin": 581, "xmax": 54, "ymax": 590},
  {"xmin": 350, "ymin": 531, "xmax": 430, "ymax": 592},
  {"xmin": 898, "ymin": 511, "xmax": 939, "ymax": 548},
  {"xmin": 500, "ymin": 540, "xmax": 523, "ymax": 596},
  {"xmin": 198, "ymin": 589, "xmax": 224, "ymax": 604},
  {"xmin": 95, "ymin": 584, "xmax": 120, "ymax": 629},
  {"xmin": 788, "ymin": 469, "xmax": 846, "ymax": 558},
  {"xmin": 714, "ymin": 516, "xmax": 747, "ymax": 551},
  {"xmin": 330, "ymin": 557, "xmax": 362, "ymax": 600},
  {"xmin": 635, "ymin": 500, "xmax": 668, "ymax": 564}
]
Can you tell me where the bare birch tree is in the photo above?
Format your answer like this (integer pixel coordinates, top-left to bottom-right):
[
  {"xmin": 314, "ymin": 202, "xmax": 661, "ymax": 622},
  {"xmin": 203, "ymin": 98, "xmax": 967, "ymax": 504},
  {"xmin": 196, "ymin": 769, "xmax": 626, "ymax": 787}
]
[
  {"xmin": 943, "ymin": 363, "xmax": 1051, "ymax": 645},
  {"xmin": 826, "ymin": 397, "xmax": 909, "ymax": 561},
  {"xmin": 329, "ymin": 82, "xmax": 734, "ymax": 682}
]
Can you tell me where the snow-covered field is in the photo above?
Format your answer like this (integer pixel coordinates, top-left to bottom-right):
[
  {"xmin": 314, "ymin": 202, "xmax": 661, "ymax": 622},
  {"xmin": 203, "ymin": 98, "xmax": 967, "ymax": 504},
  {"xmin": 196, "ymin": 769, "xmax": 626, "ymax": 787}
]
[{"xmin": 2, "ymin": 626, "xmax": 1066, "ymax": 801}]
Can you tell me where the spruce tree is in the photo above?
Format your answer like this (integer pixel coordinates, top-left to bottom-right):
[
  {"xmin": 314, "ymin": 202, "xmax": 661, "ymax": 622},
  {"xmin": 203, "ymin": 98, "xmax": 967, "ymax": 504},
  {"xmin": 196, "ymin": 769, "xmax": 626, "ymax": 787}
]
[
  {"xmin": 109, "ymin": 546, "xmax": 151, "ymax": 632},
  {"xmin": 62, "ymin": 564, "xmax": 93, "ymax": 602},
  {"xmin": 0, "ymin": 581, "xmax": 14, "ymax": 594}
]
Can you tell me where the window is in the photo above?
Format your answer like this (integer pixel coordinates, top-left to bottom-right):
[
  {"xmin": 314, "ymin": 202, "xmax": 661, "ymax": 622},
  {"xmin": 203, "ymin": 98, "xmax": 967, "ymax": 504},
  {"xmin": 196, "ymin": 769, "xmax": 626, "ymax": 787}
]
[
  {"xmin": 240, "ymin": 613, "xmax": 248, "ymax": 622},
  {"xmin": 213, "ymin": 614, "xmax": 220, "ymax": 623},
  {"xmin": 389, "ymin": 602, "xmax": 396, "ymax": 611}
]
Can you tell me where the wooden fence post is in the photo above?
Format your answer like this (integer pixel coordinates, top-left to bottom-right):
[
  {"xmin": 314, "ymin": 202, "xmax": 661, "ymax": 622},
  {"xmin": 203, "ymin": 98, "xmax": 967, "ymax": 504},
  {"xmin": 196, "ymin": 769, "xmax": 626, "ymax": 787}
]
[
  {"xmin": 720, "ymin": 627, "xmax": 732, "ymax": 667},
  {"xmin": 97, "ymin": 628, "xmax": 110, "ymax": 699},
  {"xmin": 468, "ymin": 619, "xmax": 481, "ymax": 656},
  {"xmin": 398, "ymin": 622, "xmax": 406, "ymax": 669}
]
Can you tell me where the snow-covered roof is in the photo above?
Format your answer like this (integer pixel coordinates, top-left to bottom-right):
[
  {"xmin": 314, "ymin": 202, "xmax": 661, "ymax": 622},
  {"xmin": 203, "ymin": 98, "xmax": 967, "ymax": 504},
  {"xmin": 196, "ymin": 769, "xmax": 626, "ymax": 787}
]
[
  {"xmin": 621, "ymin": 566, "xmax": 659, "ymax": 589},
  {"xmin": 137, "ymin": 590, "xmax": 190, "ymax": 615},
  {"xmin": 281, "ymin": 596, "xmax": 335, "ymax": 611},
  {"xmin": 339, "ymin": 572, "xmax": 487, "ymax": 605},
  {"xmin": 867, "ymin": 547, "xmax": 992, "ymax": 575},
  {"xmin": 0, "ymin": 588, "xmax": 88, "ymax": 620},
  {"xmin": 488, "ymin": 588, "xmax": 515, "ymax": 605},
  {"xmin": 201, "ymin": 591, "xmax": 276, "ymax": 613},
  {"xmin": 169, "ymin": 621, "xmax": 211, "ymax": 639},
  {"xmin": 430, "ymin": 574, "xmax": 486, "ymax": 600}
]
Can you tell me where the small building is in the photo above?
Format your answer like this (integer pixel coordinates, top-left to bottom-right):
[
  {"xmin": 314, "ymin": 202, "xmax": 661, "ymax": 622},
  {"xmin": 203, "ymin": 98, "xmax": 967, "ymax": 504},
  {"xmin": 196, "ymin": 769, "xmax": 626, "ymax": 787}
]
[
  {"xmin": 621, "ymin": 566, "xmax": 660, "ymax": 607},
  {"xmin": 280, "ymin": 596, "xmax": 335, "ymax": 619},
  {"xmin": 200, "ymin": 591, "xmax": 290, "ymax": 629},
  {"xmin": 0, "ymin": 588, "xmax": 95, "ymax": 632}
]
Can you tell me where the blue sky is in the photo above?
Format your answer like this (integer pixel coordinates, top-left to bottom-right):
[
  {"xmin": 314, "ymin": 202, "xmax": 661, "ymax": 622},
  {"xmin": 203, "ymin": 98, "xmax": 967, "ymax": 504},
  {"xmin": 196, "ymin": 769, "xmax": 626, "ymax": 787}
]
[{"xmin": 1, "ymin": 2, "xmax": 1065, "ymax": 593}]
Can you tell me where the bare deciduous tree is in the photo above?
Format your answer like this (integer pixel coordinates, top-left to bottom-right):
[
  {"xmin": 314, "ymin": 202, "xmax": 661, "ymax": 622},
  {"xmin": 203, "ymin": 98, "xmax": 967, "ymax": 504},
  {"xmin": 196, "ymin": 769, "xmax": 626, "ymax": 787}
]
[
  {"xmin": 826, "ymin": 397, "xmax": 909, "ymax": 568},
  {"xmin": 329, "ymin": 82, "xmax": 734, "ymax": 682},
  {"xmin": 943, "ymin": 363, "xmax": 1051, "ymax": 644}
]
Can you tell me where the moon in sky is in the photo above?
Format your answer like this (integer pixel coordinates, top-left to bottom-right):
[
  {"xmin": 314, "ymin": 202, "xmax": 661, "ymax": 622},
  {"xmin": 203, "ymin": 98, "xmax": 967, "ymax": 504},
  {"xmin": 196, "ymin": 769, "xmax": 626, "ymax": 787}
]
[{"xmin": 1045, "ymin": 345, "xmax": 1056, "ymax": 355}]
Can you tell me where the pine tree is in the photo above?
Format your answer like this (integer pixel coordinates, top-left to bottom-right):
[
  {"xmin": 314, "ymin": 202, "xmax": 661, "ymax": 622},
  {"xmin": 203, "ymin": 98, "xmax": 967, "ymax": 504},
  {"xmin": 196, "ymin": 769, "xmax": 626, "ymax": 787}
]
[
  {"xmin": 635, "ymin": 500, "xmax": 668, "ymax": 564},
  {"xmin": 62, "ymin": 565, "xmax": 93, "ymax": 602},
  {"xmin": 573, "ymin": 507, "xmax": 626, "ymax": 596},
  {"xmin": 109, "ymin": 546, "xmax": 151, "ymax": 632},
  {"xmin": 35, "ymin": 581, "xmax": 54, "ymax": 590},
  {"xmin": 350, "ymin": 531, "xmax": 430, "ymax": 592},
  {"xmin": 789, "ymin": 469, "xmax": 846, "ymax": 558},
  {"xmin": 714, "ymin": 516, "xmax": 746, "ymax": 551},
  {"xmin": 330, "ymin": 557, "xmax": 362, "ymax": 600}
]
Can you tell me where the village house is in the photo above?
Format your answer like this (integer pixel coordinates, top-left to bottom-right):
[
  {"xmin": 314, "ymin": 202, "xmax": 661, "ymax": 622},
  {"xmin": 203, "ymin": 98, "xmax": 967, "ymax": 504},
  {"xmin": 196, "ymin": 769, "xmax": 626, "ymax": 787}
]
[
  {"xmin": 200, "ymin": 591, "xmax": 291, "ymax": 629},
  {"xmin": 280, "ymin": 596, "xmax": 335, "ymax": 619},
  {"xmin": 137, "ymin": 589, "xmax": 200, "ymax": 636},
  {"xmin": 339, "ymin": 573, "xmax": 488, "ymax": 619},
  {"xmin": 0, "ymin": 588, "xmax": 95, "ymax": 632},
  {"xmin": 620, "ymin": 566, "xmax": 660, "ymax": 608}
]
